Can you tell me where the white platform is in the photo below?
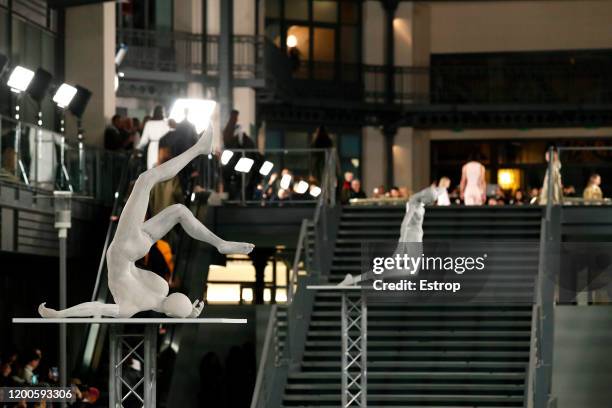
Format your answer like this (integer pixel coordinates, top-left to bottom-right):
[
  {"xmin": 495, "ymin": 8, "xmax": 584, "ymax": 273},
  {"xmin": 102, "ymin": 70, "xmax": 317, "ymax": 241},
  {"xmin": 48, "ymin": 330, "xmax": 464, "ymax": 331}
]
[{"xmin": 12, "ymin": 318, "xmax": 247, "ymax": 324}]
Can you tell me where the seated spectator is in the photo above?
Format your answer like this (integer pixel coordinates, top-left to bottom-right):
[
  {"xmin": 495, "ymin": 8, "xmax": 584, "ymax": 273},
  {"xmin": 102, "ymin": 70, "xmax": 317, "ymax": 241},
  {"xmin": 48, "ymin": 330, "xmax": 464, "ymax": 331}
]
[
  {"xmin": 399, "ymin": 187, "xmax": 411, "ymax": 199},
  {"xmin": 510, "ymin": 190, "xmax": 525, "ymax": 205},
  {"xmin": 14, "ymin": 351, "xmax": 41, "ymax": 385},
  {"xmin": 436, "ymin": 177, "xmax": 451, "ymax": 206},
  {"xmin": 349, "ymin": 179, "xmax": 366, "ymax": 200},
  {"xmin": 340, "ymin": 172, "xmax": 354, "ymax": 203},
  {"xmin": 0, "ymin": 362, "xmax": 13, "ymax": 386},
  {"xmin": 528, "ymin": 187, "xmax": 540, "ymax": 204},
  {"xmin": 563, "ymin": 185, "xmax": 577, "ymax": 197},
  {"xmin": 583, "ymin": 174, "xmax": 603, "ymax": 201},
  {"xmin": 372, "ymin": 185, "xmax": 385, "ymax": 199},
  {"xmin": 487, "ymin": 197, "xmax": 498, "ymax": 206},
  {"xmin": 388, "ymin": 186, "xmax": 401, "ymax": 198}
]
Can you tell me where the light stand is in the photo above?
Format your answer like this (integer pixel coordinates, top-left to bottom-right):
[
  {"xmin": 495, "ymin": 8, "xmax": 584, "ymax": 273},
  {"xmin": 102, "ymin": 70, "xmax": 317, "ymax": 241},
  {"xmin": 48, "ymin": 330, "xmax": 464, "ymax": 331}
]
[{"xmin": 54, "ymin": 190, "xmax": 72, "ymax": 407}]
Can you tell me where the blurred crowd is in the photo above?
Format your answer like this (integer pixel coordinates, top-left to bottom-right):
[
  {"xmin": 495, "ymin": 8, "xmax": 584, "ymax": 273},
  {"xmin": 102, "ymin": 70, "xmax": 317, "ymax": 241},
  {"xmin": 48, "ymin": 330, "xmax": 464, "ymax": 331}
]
[{"xmin": 0, "ymin": 348, "xmax": 100, "ymax": 407}]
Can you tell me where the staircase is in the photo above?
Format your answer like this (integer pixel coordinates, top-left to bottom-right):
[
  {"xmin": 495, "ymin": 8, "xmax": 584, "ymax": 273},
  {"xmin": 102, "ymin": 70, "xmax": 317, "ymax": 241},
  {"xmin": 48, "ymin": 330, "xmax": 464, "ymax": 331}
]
[{"xmin": 281, "ymin": 205, "xmax": 542, "ymax": 407}]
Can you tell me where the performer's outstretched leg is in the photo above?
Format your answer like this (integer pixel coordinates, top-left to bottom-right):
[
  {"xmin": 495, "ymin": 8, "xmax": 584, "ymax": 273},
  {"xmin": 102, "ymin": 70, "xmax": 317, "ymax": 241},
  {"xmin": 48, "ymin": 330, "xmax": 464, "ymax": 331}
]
[
  {"xmin": 38, "ymin": 302, "xmax": 120, "ymax": 318},
  {"xmin": 116, "ymin": 131, "xmax": 213, "ymax": 239},
  {"xmin": 142, "ymin": 204, "xmax": 254, "ymax": 254}
]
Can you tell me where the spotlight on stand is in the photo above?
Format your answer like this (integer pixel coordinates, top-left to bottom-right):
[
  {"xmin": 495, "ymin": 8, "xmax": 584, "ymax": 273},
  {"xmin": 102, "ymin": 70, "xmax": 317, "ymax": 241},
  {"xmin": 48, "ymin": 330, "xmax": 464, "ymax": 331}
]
[
  {"xmin": 221, "ymin": 150, "xmax": 234, "ymax": 165},
  {"xmin": 234, "ymin": 157, "xmax": 254, "ymax": 173},
  {"xmin": 7, "ymin": 66, "xmax": 35, "ymax": 93},
  {"xmin": 169, "ymin": 98, "xmax": 217, "ymax": 134},
  {"xmin": 67, "ymin": 85, "xmax": 92, "ymax": 118},
  {"xmin": 294, "ymin": 180, "xmax": 309, "ymax": 194},
  {"xmin": 259, "ymin": 161, "xmax": 274, "ymax": 176},
  {"xmin": 280, "ymin": 174, "xmax": 292, "ymax": 190},
  {"xmin": 26, "ymin": 68, "xmax": 53, "ymax": 103},
  {"xmin": 53, "ymin": 83, "xmax": 78, "ymax": 108},
  {"xmin": 309, "ymin": 185, "xmax": 322, "ymax": 197}
]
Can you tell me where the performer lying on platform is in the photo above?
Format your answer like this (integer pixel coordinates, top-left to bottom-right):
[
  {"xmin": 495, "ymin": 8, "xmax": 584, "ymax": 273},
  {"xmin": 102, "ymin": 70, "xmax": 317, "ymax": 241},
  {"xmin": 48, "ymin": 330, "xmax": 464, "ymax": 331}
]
[
  {"xmin": 39, "ymin": 130, "xmax": 254, "ymax": 319},
  {"xmin": 338, "ymin": 186, "xmax": 441, "ymax": 286}
]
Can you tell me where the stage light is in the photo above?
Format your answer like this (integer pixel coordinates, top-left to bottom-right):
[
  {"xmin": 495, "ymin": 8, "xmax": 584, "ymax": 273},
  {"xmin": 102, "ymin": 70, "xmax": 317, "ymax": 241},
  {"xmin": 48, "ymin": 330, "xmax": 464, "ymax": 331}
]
[
  {"xmin": 53, "ymin": 84, "xmax": 77, "ymax": 108},
  {"xmin": 68, "ymin": 85, "xmax": 92, "ymax": 118},
  {"xmin": 286, "ymin": 34, "xmax": 298, "ymax": 48},
  {"xmin": 259, "ymin": 161, "xmax": 273, "ymax": 176},
  {"xmin": 280, "ymin": 174, "xmax": 292, "ymax": 190},
  {"xmin": 26, "ymin": 68, "xmax": 53, "ymax": 102},
  {"xmin": 309, "ymin": 185, "xmax": 322, "ymax": 197},
  {"xmin": 221, "ymin": 150, "xmax": 234, "ymax": 165},
  {"xmin": 235, "ymin": 157, "xmax": 254, "ymax": 173},
  {"xmin": 294, "ymin": 180, "xmax": 309, "ymax": 194},
  {"xmin": 169, "ymin": 98, "xmax": 216, "ymax": 134},
  {"xmin": 7, "ymin": 66, "xmax": 34, "ymax": 93}
]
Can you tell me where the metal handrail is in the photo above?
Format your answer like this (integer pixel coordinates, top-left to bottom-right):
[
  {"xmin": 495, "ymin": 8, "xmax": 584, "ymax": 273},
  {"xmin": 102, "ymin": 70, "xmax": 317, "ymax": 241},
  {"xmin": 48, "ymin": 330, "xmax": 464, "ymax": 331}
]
[{"xmin": 250, "ymin": 304, "xmax": 278, "ymax": 408}]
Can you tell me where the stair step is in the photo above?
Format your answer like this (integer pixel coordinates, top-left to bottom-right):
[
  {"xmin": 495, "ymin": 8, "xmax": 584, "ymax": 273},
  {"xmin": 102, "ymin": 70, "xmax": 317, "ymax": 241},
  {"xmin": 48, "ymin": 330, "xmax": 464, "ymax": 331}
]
[
  {"xmin": 302, "ymin": 350, "xmax": 529, "ymax": 358},
  {"xmin": 288, "ymin": 371, "xmax": 526, "ymax": 380}
]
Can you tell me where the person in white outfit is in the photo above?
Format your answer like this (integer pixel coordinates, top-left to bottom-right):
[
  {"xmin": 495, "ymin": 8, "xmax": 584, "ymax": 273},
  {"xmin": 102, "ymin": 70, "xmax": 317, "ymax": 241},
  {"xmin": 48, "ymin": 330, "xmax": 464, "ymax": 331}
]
[
  {"xmin": 338, "ymin": 186, "xmax": 442, "ymax": 285},
  {"xmin": 137, "ymin": 105, "xmax": 171, "ymax": 169},
  {"xmin": 39, "ymin": 129, "xmax": 254, "ymax": 319},
  {"xmin": 460, "ymin": 154, "xmax": 486, "ymax": 206},
  {"xmin": 436, "ymin": 177, "xmax": 451, "ymax": 206}
]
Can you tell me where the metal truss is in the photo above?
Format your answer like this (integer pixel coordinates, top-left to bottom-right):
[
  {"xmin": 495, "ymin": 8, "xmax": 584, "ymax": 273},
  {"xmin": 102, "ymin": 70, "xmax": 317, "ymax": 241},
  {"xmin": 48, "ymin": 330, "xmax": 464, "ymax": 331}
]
[
  {"xmin": 109, "ymin": 325, "xmax": 157, "ymax": 408},
  {"xmin": 341, "ymin": 292, "xmax": 367, "ymax": 407}
]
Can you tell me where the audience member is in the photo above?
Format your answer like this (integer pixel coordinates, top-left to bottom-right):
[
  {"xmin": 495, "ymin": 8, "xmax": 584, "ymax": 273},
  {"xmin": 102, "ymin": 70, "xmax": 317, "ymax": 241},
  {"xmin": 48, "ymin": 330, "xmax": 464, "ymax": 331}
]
[
  {"xmin": 389, "ymin": 186, "xmax": 401, "ymax": 198},
  {"xmin": 510, "ymin": 190, "xmax": 525, "ymax": 205},
  {"xmin": 583, "ymin": 173, "xmax": 603, "ymax": 201},
  {"xmin": 104, "ymin": 114, "xmax": 128, "ymax": 150},
  {"xmin": 14, "ymin": 350, "xmax": 41, "ymax": 385},
  {"xmin": 349, "ymin": 179, "xmax": 366, "ymax": 200},
  {"xmin": 372, "ymin": 185, "xmax": 385, "ymax": 198}
]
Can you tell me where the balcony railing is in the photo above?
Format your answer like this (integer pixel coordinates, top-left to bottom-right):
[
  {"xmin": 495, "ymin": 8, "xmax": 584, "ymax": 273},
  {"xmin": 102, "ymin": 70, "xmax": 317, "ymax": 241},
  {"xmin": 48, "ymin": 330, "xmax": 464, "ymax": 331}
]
[
  {"xmin": 117, "ymin": 29, "xmax": 612, "ymax": 106},
  {"xmin": 117, "ymin": 29, "xmax": 264, "ymax": 80}
]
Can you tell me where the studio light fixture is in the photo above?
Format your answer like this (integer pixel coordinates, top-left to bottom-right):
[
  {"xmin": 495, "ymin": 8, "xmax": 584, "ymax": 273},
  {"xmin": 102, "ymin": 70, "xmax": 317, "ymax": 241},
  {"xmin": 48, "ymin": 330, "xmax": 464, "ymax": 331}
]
[
  {"xmin": 259, "ymin": 161, "xmax": 274, "ymax": 176},
  {"xmin": 169, "ymin": 98, "xmax": 216, "ymax": 134},
  {"xmin": 7, "ymin": 66, "xmax": 35, "ymax": 93},
  {"xmin": 309, "ymin": 185, "xmax": 322, "ymax": 197},
  {"xmin": 294, "ymin": 180, "xmax": 309, "ymax": 194},
  {"xmin": 26, "ymin": 68, "xmax": 53, "ymax": 102},
  {"xmin": 234, "ymin": 157, "xmax": 254, "ymax": 173},
  {"xmin": 221, "ymin": 150, "xmax": 234, "ymax": 165},
  {"xmin": 280, "ymin": 174, "xmax": 292, "ymax": 190},
  {"xmin": 68, "ymin": 85, "xmax": 92, "ymax": 118},
  {"xmin": 53, "ymin": 83, "xmax": 78, "ymax": 108}
]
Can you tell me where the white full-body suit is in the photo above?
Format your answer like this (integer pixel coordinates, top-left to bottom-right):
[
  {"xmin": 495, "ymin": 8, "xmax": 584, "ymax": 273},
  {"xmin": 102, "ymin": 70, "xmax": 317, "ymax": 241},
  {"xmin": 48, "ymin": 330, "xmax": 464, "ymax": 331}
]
[
  {"xmin": 40, "ymin": 130, "xmax": 254, "ymax": 319},
  {"xmin": 338, "ymin": 186, "xmax": 441, "ymax": 285}
]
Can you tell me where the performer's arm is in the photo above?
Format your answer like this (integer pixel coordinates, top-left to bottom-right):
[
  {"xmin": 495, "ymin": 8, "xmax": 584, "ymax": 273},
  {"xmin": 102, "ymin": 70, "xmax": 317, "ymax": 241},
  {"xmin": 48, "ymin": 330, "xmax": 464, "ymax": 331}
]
[{"xmin": 39, "ymin": 302, "xmax": 120, "ymax": 318}]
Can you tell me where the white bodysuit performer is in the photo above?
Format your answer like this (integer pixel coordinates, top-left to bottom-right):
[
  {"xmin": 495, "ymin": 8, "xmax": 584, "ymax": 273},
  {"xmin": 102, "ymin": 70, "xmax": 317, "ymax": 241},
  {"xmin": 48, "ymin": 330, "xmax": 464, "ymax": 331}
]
[
  {"xmin": 338, "ymin": 186, "xmax": 441, "ymax": 286},
  {"xmin": 39, "ymin": 131, "xmax": 254, "ymax": 319}
]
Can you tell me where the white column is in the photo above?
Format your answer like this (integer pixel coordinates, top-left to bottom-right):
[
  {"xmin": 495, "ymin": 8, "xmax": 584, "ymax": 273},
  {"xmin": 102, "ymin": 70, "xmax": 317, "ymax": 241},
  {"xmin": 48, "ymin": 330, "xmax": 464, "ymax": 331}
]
[
  {"xmin": 233, "ymin": 87, "xmax": 256, "ymax": 137},
  {"xmin": 64, "ymin": 3, "xmax": 116, "ymax": 146},
  {"xmin": 362, "ymin": 127, "xmax": 385, "ymax": 196},
  {"xmin": 393, "ymin": 127, "xmax": 413, "ymax": 190}
]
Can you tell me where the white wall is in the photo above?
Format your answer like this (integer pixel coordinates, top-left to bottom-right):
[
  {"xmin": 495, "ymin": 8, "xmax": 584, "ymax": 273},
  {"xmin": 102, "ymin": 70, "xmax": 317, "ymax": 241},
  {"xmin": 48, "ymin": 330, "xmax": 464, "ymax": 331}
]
[{"xmin": 430, "ymin": 0, "xmax": 612, "ymax": 54}]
